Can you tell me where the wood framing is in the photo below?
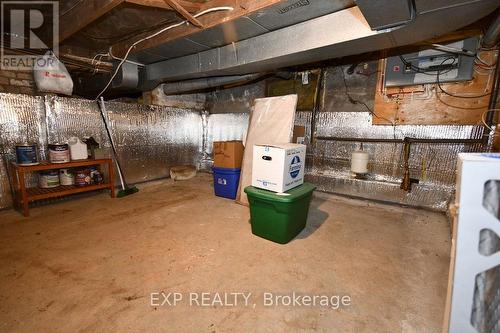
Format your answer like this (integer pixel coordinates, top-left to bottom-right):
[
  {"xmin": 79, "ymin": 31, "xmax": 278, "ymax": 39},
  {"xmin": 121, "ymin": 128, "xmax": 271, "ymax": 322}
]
[
  {"xmin": 372, "ymin": 49, "xmax": 498, "ymax": 125},
  {"xmin": 59, "ymin": 0, "xmax": 124, "ymax": 42},
  {"xmin": 110, "ymin": 0, "xmax": 283, "ymax": 57},
  {"xmin": 125, "ymin": 0, "xmax": 203, "ymax": 13},
  {"xmin": 163, "ymin": 0, "xmax": 204, "ymax": 27}
]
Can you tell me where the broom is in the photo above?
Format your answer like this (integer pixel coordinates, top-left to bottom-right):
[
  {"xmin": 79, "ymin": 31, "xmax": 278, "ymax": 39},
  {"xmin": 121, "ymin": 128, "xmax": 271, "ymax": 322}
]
[{"xmin": 97, "ymin": 97, "xmax": 138, "ymax": 198}]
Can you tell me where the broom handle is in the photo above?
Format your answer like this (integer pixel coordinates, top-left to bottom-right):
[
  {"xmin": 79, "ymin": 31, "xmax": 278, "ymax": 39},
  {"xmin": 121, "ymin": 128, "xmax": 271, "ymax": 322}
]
[{"xmin": 97, "ymin": 98, "xmax": 126, "ymax": 190}]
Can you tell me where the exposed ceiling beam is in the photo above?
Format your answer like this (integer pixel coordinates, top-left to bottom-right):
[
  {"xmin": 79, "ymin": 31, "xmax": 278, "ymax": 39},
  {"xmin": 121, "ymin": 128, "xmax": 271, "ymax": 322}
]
[
  {"xmin": 141, "ymin": 1, "xmax": 499, "ymax": 89},
  {"xmin": 163, "ymin": 0, "xmax": 204, "ymax": 27},
  {"xmin": 59, "ymin": 0, "xmax": 124, "ymax": 43},
  {"xmin": 111, "ymin": 0, "xmax": 282, "ymax": 57},
  {"xmin": 124, "ymin": 0, "xmax": 202, "ymax": 13}
]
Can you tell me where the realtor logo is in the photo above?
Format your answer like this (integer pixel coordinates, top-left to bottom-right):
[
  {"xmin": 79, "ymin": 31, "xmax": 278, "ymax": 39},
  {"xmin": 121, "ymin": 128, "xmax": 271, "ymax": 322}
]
[{"xmin": 1, "ymin": 1, "xmax": 58, "ymax": 70}]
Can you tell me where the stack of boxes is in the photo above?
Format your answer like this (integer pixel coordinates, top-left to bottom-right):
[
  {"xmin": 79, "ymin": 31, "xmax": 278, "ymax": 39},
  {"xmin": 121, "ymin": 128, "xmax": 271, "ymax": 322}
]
[
  {"xmin": 245, "ymin": 143, "xmax": 316, "ymax": 244},
  {"xmin": 212, "ymin": 140, "xmax": 316, "ymax": 244},
  {"xmin": 212, "ymin": 141, "xmax": 244, "ymax": 200}
]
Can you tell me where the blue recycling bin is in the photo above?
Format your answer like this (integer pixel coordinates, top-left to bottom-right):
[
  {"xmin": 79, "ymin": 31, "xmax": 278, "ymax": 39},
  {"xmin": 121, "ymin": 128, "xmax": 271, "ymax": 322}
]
[{"xmin": 212, "ymin": 167, "xmax": 241, "ymax": 200}]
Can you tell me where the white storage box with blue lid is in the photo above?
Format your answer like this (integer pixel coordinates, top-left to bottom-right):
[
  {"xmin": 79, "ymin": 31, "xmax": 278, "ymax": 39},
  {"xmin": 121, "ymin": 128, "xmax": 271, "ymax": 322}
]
[{"xmin": 251, "ymin": 143, "xmax": 306, "ymax": 193}]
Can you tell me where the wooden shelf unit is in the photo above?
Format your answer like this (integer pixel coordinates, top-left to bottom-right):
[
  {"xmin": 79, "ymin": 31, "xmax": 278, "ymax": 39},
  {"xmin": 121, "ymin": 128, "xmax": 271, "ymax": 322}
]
[{"xmin": 10, "ymin": 159, "xmax": 115, "ymax": 217}]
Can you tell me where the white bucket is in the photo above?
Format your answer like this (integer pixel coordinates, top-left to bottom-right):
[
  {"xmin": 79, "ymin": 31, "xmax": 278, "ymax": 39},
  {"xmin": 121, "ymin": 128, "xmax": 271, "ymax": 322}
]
[
  {"xmin": 39, "ymin": 171, "xmax": 60, "ymax": 188},
  {"xmin": 59, "ymin": 169, "xmax": 75, "ymax": 186},
  {"xmin": 351, "ymin": 150, "xmax": 369, "ymax": 174}
]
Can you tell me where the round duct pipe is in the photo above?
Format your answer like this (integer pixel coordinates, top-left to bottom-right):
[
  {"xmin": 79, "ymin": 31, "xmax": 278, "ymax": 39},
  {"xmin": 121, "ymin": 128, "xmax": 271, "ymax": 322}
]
[{"xmin": 483, "ymin": 10, "xmax": 500, "ymax": 49}]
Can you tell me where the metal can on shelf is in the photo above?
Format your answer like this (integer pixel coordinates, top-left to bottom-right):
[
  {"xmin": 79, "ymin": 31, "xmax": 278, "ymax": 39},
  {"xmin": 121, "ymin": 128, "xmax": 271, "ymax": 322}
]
[
  {"xmin": 59, "ymin": 168, "xmax": 75, "ymax": 186},
  {"xmin": 48, "ymin": 143, "xmax": 70, "ymax": 163},
  {"xmin": 75, "ymin": 168, "xmax": 91, "ymax": 186},
  {"xmin": 39, "ymin": 170, "xmax": 60, "ymax": 188},
  {"xmin": 15, "ymin": 143, "xmax": 39, "ymax": 166}
]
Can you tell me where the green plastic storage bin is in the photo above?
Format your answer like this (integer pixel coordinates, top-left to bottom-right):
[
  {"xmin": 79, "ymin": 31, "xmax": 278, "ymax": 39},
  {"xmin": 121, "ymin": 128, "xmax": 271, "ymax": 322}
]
[{"xmin": 244, "ymin": 183, "xmax": 316, "ymax": 244}]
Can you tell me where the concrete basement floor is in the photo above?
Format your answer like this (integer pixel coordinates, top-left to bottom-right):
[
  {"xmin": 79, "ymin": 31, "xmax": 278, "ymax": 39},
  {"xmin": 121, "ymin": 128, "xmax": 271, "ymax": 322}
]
[{"xmin": 0, "ymin": 173, "xmax": 451, "ymax": 333}]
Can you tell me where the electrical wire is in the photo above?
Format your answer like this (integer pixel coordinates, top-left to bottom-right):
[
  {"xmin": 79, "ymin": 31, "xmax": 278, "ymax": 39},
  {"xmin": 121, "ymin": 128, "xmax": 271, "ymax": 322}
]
[
  {"xmin": 474, "ymin": 52, "xmax": 497, "ymax": 70},
  {"xmin": 481, "ymin": 109, "xmax": 500, "ymax": 133},
  {"xmin": 340, "ymin": 66, "xmax": 398, "ymax": 139},
  {"xmin": 60, "ymin": 0, "xmax": 84, "ymax": 17},
  {"xmin": 93, "ymin": 6, "xmax": 234, "ymax": 101},
  {"xmin": 436, "ymin": 57, "xmax": 492, "ymax": 98},
  {"xmin": 80, "ymin": 17, "xmax": 180, "ymax": 43}
]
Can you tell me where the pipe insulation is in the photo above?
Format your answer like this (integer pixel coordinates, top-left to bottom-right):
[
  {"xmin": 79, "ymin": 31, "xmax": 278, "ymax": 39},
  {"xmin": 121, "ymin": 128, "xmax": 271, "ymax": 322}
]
[{"xmin": 161, "ymin": 74, "xmax": 265, "ymax": 95}]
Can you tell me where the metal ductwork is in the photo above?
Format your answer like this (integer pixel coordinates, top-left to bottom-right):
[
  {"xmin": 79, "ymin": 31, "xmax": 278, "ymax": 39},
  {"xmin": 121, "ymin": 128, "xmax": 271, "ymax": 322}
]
[
  {"xmin": 483, "ymin": 10, "xmax": 500, "ymax": 48},
  {"xmin": 137, "ymin": 0, "xmax": 498, "ymax": 90},
  {"xmin": 89, "ymin": 0, "xmax": 499, "ymax": 93},
  {"xmin": 354, "ymin": 0, "xmax": 415, "ymax": 30},
  {"xmin": 161, "ymin": 73, "xmax": 265, "ymax": 95}
]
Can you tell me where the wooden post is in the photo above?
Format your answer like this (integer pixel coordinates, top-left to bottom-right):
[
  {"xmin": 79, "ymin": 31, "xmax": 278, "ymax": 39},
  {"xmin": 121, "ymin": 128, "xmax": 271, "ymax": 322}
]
[
  {"xmin": 108, "ymin": 160, "xmax": 116, "ymax": 198},
  {"xmin": 18, "ymin": 170, "xmax": 29, "ymax": 217}
]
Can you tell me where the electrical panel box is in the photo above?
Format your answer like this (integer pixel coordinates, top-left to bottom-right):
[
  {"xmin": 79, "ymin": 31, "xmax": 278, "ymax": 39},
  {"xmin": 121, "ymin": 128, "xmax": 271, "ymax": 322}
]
[{"xmin": 384, "ymin": 37, "xmax": 478, "ymax": 87}]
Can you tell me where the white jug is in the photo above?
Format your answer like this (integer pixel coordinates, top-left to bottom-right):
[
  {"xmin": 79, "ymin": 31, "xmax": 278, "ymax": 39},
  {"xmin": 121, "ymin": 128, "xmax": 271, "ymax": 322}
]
[{"xmin": 68, "ymin": 137, "xmax": 88, "ymax": 160}]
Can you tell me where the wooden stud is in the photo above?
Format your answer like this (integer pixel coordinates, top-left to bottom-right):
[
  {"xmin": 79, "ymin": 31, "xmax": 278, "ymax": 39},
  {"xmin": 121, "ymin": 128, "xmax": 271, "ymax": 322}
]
[
  {"xmin": 59, "ymin": 0, "xmax": 125, "ymax": 42},
  {"xmin": 372, "ymin": 50, "xmax": 498, "ymax": 125},
  {"xmin": 125, "ymin": 0, "xmax": 202, "ymax": 13},
  {"xmin": 110, "ymin": 0, "xmax": 282, "ymax": 57},
  {"xmin": 162, "ymin": 0, "xmax": 204, "ymax": 27}
]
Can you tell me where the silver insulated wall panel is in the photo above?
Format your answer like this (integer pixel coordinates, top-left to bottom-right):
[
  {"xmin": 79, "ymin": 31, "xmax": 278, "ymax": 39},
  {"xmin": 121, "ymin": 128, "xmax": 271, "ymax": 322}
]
[
  {"xmin": 0, "ymin": 94, "xmax": 203, "ymax": 209},
  {"xmin": 0, "ymin": 93, "xmax": 47, "ymax": 209},
  {"xmin": 306, "ymin": 65, "xmax": 486, "ymax": 211}
]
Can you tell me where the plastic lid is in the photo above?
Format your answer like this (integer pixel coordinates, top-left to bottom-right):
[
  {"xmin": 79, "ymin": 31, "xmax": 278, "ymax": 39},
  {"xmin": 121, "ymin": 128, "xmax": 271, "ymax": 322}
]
[{"xmin": 244, "ymin": 183, "xmax": 316, "ymax": 203}]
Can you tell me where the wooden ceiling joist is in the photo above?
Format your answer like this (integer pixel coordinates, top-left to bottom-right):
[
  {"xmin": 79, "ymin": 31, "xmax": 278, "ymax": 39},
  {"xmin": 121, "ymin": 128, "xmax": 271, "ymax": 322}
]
[
  {"xmin": 111, "ymin": 0, "xmax": 283, "ymax": 57},
  {"xmin": 124, "ymin": 0, "xmax": 203, "ymax": 13},
  {"xmin": 59, "ymin": 0, "xmax": 124, "ymax": 42},
  {"xmin": 163, "ymin": 0, "xmax": 204, "ymax": 27}
]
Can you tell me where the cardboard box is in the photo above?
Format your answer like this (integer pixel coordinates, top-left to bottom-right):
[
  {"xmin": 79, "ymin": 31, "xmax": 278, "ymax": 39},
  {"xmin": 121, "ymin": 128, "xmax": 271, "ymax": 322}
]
[
  {"xmin": 292, "ymin": 126, "xmax": 306, "ymax": 144},
  {"xmin": 213, "ymin": 141, "xmax": 244, "ymax": 169},
  {"xmin": 252, "ymin": 143, "xmax": 306, "ymax": 193}
]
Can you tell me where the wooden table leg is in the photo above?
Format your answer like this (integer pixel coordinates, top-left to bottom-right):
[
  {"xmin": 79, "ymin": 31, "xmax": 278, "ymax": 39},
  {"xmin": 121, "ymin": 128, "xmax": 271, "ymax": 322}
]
[
  {"xmin": 10, "ymin": 164, "xmax": 19, "ymax": 210},
  {"xmin": 108, "ymin": 160, "xmax": 115, "ymax": 198},
  {"xmin": 18, "ymin": 170, "xmax": 29, "ymax": 217}
]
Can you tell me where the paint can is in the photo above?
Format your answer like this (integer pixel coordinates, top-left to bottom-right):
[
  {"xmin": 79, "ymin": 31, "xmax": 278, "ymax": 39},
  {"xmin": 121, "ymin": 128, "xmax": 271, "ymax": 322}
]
[
  {"xmin": 59, "ymin": 169, "xmax": 75, "ymax": 186},
  {"xmin": 89, "ymin": 167, "xmax": 103, "ymax": 184},
  {"xmin": 15, "ymin": 143, "xmax": 39, "ymax": 165},
  {"xmin": 48, "ymin": 143, "xmax": 70, "ymax": 163},
  {"xmin": 39, "ymin": 170, "xmax": 60, "ymax": 188},
  {"xmin": 75, "ymin": 169, "xmax": 91, "ymax": 186}
]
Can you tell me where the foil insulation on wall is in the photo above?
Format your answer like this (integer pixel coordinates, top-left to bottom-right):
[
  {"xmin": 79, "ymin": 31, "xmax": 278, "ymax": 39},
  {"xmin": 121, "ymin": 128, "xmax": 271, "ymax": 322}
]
[
  {"xmin": 0, "ymin": 94, "xmax": 203, "ymax": 209},
  {"xmin": 45, "ymin": 96, "xmax": 202, "ymax": 185},
  {"xmin": 199, "ymin": 112, "xmax": 249, "ymax": 170},
  {"xmin": 201, "ymin": 64, "xmax": 488, "ymax": 210},
  {"xmin": 307, "ymin": 64, "xmax": 487, "ymax": 211},
  {"xmin": 0, "ymin": 93, "xmax": 47, "ymax": 209},
  {"xmin": 107, "ymin": 102, "xmax": 202, "ymax": 184}
]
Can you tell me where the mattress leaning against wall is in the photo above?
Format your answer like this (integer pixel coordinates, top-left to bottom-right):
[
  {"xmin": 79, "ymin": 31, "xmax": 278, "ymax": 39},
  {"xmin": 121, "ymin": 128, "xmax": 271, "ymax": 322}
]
[{"xmin": 0, "ymin": 93, "xmax": 204, "ymax": 210}]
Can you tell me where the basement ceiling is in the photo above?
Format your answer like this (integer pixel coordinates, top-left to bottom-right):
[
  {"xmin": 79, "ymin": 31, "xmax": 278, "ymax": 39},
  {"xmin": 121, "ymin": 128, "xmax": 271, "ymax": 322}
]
[{"xmin": 47, "ymin": 0, "xmax": 500, "ymax": 97}]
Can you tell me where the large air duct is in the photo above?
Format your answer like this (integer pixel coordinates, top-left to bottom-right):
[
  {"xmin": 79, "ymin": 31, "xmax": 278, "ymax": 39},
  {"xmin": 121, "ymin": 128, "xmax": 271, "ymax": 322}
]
[
  {"xmin": 161, "ymin": 74, "xmax": 265, "ymax": 95},
  {"xmin": 141, "ymin": 0, "xmax": 499, "ymax": 90},
  {"xmin": 483, "ymin": 10, "xmax": 500, "ymax": 48}
]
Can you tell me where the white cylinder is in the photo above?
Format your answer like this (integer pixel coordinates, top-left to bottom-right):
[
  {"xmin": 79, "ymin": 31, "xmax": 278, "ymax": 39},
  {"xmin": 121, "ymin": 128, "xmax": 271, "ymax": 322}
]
[{"xmin": 351, "ymin": 150, "xmax": 369, "ymax": 174}]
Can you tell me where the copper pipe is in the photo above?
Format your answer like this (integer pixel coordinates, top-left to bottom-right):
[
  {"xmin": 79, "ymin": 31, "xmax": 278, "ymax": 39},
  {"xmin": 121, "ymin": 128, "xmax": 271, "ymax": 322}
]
[{"xmin": 400, "ymin": 139, "xmax": 412, "ymax": 192}]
